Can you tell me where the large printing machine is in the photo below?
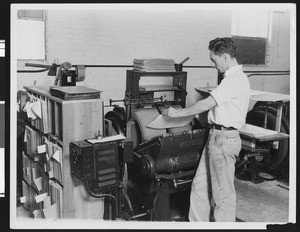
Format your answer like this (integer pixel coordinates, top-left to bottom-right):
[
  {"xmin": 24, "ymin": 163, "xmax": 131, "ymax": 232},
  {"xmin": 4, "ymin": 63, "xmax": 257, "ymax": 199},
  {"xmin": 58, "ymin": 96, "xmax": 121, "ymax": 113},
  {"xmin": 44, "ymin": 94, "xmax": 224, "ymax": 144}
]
[{"xmin": 70, "ymin": 70, "xmax": 211, "ymax": 221}]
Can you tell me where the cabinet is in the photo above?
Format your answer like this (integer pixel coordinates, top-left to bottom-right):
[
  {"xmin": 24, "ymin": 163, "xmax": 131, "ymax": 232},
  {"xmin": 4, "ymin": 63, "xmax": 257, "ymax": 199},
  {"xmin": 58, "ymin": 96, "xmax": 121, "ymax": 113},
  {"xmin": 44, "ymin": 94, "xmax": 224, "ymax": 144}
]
[
  {"xmin": 20, "ymin": 85, "xmax": 104, "ymax": 219},
  {"xmin": 125, "ymin": 70, "xmax": 187, "ymax": 120}
]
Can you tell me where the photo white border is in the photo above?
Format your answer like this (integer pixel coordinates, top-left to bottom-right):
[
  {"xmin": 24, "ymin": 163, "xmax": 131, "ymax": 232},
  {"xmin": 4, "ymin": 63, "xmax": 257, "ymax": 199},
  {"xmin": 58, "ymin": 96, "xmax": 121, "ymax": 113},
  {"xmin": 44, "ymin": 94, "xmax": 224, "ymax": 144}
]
[{"xmin": 10, "ymin": 3, "xmax": 297, "ymax": 230}]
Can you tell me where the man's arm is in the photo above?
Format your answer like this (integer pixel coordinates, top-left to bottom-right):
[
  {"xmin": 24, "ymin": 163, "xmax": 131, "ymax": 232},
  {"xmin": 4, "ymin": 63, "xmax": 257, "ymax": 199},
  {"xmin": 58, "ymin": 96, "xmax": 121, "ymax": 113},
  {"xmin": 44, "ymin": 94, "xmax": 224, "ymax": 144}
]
[{"xmin": 169, "ymin": 95, "xmax": 217, "ymax": 117}]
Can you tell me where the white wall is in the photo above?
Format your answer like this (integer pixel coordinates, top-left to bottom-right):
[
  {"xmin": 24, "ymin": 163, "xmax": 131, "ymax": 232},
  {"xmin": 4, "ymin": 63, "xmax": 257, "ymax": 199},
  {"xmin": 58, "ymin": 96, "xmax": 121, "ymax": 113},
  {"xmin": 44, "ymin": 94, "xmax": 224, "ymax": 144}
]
[{"xmin": 16, "ymin": 6, "xmax": 291, "ymax": 114}]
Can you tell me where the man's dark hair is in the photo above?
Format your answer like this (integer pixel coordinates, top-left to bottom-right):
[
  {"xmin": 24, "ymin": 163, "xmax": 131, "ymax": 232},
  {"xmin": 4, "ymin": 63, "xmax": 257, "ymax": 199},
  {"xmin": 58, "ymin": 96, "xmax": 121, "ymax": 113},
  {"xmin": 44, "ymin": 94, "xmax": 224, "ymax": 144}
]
[{"xmin": 208, "ymin": 37, "xmax": 237, "ymax": 58}]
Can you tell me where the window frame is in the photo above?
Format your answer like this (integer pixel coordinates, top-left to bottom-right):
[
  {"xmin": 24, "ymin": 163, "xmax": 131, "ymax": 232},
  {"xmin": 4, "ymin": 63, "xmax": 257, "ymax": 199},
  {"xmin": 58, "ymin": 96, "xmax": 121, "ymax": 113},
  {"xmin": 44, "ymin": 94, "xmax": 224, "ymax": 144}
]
[{"xmin": 17, "ymin": 10, "xmax": 47, "ymax": 61}]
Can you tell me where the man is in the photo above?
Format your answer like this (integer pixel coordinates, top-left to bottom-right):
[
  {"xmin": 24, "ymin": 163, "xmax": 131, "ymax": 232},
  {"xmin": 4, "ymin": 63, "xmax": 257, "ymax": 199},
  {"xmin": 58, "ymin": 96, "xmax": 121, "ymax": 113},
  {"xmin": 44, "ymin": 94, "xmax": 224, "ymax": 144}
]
[{"xmin": 166, "ymin": 37, "xmax": 250, "ymax": 221}]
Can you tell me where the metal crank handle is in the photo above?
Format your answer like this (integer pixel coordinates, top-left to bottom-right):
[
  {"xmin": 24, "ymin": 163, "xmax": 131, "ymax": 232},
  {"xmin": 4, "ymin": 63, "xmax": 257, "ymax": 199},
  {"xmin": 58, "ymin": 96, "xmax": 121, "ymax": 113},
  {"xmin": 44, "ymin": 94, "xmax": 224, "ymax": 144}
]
[{"xmin": 173, "ymin": 179, "xmax": 192, "ymax": 187}]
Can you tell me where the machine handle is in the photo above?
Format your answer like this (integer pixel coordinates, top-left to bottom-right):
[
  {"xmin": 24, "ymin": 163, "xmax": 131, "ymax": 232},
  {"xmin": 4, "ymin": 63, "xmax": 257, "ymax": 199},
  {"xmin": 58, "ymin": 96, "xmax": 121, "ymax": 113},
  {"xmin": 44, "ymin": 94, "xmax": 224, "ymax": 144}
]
[
  {"xmin": 173, "ymin": 179, "xmax": 192, "ymax": 187},
  {"xmin": 133, "ymin": 152, "xmax": 141, "ymax": 158}
]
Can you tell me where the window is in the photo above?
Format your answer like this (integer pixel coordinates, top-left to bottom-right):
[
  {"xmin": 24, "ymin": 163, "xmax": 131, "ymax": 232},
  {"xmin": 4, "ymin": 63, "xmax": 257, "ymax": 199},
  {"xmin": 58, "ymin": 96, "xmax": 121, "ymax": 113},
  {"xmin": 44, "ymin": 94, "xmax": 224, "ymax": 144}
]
[
  {"xmin": 17, "ymin": 10, "xmax": 46, "ymax": 60},
  {"xmin": 231, "ymin": 11, "xmax": 272, "ymax": 65}
]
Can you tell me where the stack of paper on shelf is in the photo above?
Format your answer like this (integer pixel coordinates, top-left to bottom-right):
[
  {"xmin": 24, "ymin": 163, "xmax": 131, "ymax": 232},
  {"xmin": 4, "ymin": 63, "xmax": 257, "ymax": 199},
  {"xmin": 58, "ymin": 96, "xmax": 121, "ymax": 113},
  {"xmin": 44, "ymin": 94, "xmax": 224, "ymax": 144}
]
[{"xmin": 133, "ymin": 58, "xmax": 175, "ymax": 72}]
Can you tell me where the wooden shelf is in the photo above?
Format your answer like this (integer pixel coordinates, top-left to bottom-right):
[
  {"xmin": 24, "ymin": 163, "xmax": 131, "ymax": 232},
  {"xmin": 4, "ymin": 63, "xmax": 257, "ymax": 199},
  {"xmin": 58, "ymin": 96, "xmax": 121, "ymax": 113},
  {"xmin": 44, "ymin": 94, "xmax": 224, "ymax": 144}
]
[{"xmin": 21, "ymin": 85, "xmax": 105, "ymax": 219}]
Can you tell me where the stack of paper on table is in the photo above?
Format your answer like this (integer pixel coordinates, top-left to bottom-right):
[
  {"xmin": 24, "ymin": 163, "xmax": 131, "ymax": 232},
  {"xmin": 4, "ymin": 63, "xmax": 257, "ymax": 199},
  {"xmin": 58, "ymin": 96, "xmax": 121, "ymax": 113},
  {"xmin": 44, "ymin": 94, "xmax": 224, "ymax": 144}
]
[{"xmin": 133, "ymin": 58, "xmax": 175, "ymax": 72}]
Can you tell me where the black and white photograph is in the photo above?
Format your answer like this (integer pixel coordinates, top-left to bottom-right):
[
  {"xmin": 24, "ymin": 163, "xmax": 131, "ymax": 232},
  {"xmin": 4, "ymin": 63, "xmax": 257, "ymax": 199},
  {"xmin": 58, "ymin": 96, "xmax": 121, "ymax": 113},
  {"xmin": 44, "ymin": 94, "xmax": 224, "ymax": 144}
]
[{"xmin": 9, "ymin": 3, "xmax": 296, "ymax": 230}]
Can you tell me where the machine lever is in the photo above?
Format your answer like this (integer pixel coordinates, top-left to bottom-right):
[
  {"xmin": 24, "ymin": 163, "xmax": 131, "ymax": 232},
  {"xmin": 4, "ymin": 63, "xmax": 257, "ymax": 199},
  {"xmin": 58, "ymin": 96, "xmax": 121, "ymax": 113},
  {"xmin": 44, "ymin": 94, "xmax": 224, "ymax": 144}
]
[
  {"xmin": 173, "ymin": 179, "xmax": 192, "ymax": 188},
  {"xmin": 130, "ymin": 212, "xmax": 149, "ymax": 220},
  {"xmin": 133, "ymin": 152, "xmax": 141, "ymax": 158}
]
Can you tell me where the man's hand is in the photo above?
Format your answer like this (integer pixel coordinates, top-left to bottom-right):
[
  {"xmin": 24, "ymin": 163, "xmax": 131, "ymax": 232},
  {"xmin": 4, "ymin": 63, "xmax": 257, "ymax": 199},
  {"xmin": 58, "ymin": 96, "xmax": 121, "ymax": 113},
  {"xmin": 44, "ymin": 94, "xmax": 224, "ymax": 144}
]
[{"xmin": 162, "ymin": 107, "xmax": 180, "ymax": 118}]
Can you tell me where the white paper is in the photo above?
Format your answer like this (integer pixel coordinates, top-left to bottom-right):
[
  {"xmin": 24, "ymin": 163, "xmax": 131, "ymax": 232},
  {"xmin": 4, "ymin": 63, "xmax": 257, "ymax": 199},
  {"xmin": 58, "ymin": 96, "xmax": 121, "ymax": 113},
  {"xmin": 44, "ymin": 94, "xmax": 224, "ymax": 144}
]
[
  {"xmin": 35, "ymin": 192, "xmax": 48, "ymax": 203},
  {"xmin": 49, "ymin": 170, "xmax": 54, "ymax": 178},
  {"xmin": 20, "ymin": 196, "xmax": 26, "ymax": 203},
  {"xmin": 34, "ymin": 176, "xmax": 43, "ymax": 191},
  {"xmin": 22, "ymin": 101, "xmax": 30, "ymax": 112},
  {"xmin": 43, "ymin": 203, "xmax": 58, "ymax": 220},
  {"xmin": 87, "ymin": 134, "xmax": 126, "ymax": 144},
  {"xmin": 52, "ymin": 150, "xmax": 61, "ymax": 163},
  {"xmin": 147, "ymin": 114, "xmax": 194, "ymax": 129},
  {"xmin": 26, "ymin": 103, "xmax": 37, "ymax": 120},
  {"xmin": 37, "ymin": 144, "xmax": 46, "ymax": 154},
  {"xmin": 43, "ymin": 196, "xmax": 52, "ymax": 208},
  {"xmin": 31, "ymin": 100, "xmax": 42, "ymax": 118},
  {"xmin": 23, "ymin": 127, "xmax": 28, "ymax": 142}
]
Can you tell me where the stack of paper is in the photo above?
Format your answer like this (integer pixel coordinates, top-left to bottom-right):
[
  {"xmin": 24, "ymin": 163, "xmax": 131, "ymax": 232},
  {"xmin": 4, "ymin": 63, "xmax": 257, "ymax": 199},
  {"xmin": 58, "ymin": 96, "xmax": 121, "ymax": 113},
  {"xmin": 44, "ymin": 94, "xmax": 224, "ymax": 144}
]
[{"xmin": 133, "ymin": 58, "xmax": 175, "ymax": 72}]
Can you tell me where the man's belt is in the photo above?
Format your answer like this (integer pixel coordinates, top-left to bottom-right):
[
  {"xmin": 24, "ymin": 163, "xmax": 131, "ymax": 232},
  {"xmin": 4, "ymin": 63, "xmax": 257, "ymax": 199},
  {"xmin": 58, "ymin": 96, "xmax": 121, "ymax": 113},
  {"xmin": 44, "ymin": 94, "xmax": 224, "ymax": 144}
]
[{"xmin": 210, "ymin": 124, "xmax": 237, "ymax": 131}]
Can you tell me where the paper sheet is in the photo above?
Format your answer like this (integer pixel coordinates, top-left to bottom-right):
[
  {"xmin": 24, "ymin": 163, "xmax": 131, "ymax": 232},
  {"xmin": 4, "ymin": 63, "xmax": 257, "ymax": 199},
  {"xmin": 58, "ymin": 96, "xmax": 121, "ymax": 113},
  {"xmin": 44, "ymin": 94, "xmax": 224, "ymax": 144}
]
[
  {"xmin": 20, "ymin": 196, "xmax": 26, "ymax": 203},
  {"xmin": 37, "ymin": 144, "xmax": 46, "ymax": 154},
  {"xmin": 34, "ymin": 176, "xmax": 43, "ymax": 191},
  {"xmin": 87, "ymin": 134, "xmax": 126, "ymax": 144},
  {"xmin": 52, "ymin": 150, "xmax": 61, "ymax": 164},
  {"xmin": 35, "ymin": 192, "xmax": 48, "ymax": 203},
  {"xmin": 49, "ymin": 170, "xmax": 54, "ymax": 178},
  {"xmin": 147, "ymin": 114, "xmax": 194, "ymax": 129},
  {"xmin": 43, "ymin": 196, "xmax": 52, "ymax": 208},
  {"xmin": 43, "ymin": 203, "xmax": 58, "ymax": 220},
  {"xmin": 31, "ymin": 100, "xmax": 42, "ymax": 118}
]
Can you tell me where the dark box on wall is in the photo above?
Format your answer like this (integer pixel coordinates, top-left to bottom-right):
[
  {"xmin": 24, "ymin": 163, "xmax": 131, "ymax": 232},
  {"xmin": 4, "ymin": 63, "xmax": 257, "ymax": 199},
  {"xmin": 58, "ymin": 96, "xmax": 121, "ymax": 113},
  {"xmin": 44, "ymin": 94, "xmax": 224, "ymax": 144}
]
[
  {"xmin": 70, "ymin": 140, "xmax": 121, "ymax": 193},
  {"xmin": 70, "ymin": 140, "xmax": 95, "ymax": 181}
]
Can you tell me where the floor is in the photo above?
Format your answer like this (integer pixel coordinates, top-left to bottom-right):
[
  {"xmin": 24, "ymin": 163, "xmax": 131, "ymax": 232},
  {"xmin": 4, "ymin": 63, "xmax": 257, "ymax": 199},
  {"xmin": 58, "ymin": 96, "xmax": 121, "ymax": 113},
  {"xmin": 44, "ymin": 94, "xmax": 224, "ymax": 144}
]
[
  {"xmin": 16, "ymin": 176, "xmax": 290, "ymax": 222},
  {"xmin": 235, "ymin": 177, "xmax": 289, "ymax": 222}
]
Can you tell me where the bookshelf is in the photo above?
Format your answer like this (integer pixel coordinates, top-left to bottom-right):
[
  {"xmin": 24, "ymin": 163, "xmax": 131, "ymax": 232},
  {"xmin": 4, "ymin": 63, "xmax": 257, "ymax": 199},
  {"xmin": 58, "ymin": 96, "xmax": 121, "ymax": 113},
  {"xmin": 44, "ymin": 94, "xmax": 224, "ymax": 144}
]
[{"xmin": 20, "ymin": 85, "xmax": 104, "ymax": 219}]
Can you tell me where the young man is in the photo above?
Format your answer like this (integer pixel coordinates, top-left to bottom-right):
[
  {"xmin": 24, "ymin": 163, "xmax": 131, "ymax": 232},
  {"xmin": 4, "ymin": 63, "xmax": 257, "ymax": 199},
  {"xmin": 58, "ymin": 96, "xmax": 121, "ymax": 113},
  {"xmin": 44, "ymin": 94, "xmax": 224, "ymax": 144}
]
[{"xmin": 166, "ymin": 37, "xmax": 250, "ymax": 221}]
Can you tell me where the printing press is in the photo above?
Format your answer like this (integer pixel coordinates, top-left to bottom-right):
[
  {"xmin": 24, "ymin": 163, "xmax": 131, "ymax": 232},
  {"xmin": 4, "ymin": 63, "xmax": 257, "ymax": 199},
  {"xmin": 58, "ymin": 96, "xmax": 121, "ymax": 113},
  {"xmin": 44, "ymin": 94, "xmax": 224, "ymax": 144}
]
[
  {"xmin": 123, "ymin": 106, "xmax": 208, "ymax": 221},
  {"xmin": 69, "ymin": 70, "xmax": 209, "ymax": 221}
]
